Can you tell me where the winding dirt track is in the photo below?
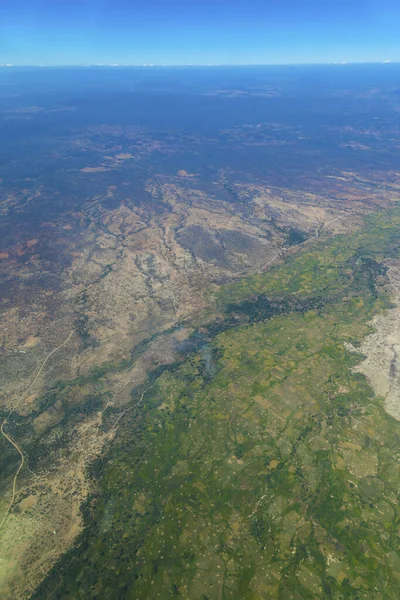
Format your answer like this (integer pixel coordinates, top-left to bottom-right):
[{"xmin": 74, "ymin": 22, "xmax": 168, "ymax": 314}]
[{"xmin": 0, "ymin": 331, "xmax": 74, "ymax": 531}]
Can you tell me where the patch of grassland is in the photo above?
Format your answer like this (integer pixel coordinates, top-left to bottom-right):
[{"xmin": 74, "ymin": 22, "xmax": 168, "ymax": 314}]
[
  {"xmin": 217, "ymin": 209, "xmax": 400, "ymax": 310},
  {"xmin": 33, "ymin": 208, "xmax": 400, "ymax": 599}
]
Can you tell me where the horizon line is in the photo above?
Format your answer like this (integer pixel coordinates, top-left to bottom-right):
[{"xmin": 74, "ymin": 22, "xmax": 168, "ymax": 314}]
[{"xmin": 0, "ymin": 61, "xmax": 398, "ymax": 69}]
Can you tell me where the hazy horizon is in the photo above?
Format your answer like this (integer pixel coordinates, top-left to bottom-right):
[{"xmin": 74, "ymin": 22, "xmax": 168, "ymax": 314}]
[{"xmin": 0, "ymin": 61, "xmax": 399, "ymax": 68}]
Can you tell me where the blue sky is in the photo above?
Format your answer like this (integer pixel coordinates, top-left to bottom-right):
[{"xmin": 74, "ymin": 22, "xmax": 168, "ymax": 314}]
[{"xmin": 0, "ymin": 0, "xmax": 399, "ymax": 65}]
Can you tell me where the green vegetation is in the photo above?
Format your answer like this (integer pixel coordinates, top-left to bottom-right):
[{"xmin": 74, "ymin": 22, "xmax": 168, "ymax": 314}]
[
  {"xmin": 33, "ymin": 209, "xmax": 400, "ymax": 599},
  {"xmin": 217, "ymin": 209, "xmax": 398, "ymax": 310}
]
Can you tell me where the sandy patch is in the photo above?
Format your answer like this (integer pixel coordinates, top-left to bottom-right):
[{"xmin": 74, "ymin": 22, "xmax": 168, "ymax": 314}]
[
  {"xmin": 18, "ymin": 495, "xmax": 37, "ymax": 512},
  {"xmin": 178, "ymin": 170, "xmax": 196, "ymax": 177},
  {"xmin": 22, "ymin": 336, "xmax": 40, "ymax": 349},
  {"xmin": 80, "ymin": 167, "xmax": 108, "ymax": 173},
  {"xmin": 115, "ymin": 153, "xmax": 134, "ymax": 160},
  {"xmin": 353, "ymin": 266, "xmax": 400, "ymax": 420}
]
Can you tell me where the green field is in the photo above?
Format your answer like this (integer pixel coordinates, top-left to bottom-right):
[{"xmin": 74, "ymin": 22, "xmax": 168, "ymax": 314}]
[{"xmin": 33, "ymin": 208, "xmax": 400, "ymax": 599}]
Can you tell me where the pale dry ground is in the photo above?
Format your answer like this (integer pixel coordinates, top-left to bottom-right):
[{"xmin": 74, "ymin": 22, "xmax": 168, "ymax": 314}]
[
  {"xmin": 0, "ymin": 331, "xmax": 75, "ymax": 539},
  {"xmin": 353, "ymin": 262, "xmax": 400, "ymax": 421},
  {"xmin": 0, "ymin": 326, "xmax": 191, "ymax": 599},
  {"xmin": 0, "ymin": 410, "xmax": 111, "ymax": 599},
  {"xmin": 1, "ymin": 170, "xmax": 395, "ymax": 380},
  {"xmin": 0, "ymin": 170, "xmax": 399, "ymax": 598},
  {"xmin": 68, "ymin": 173, "xmax": 372, "ymax": 372}
]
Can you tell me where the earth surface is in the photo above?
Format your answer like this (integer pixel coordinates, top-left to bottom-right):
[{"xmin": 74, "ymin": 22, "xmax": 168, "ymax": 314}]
[{"xmin": 1, "ymin": 65, "xmax": 400, "ymax": 599}]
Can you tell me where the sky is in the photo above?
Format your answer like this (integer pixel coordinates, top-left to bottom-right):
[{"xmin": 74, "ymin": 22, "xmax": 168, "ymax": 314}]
[{"xmin": 0, "ymin": 0, "xmax": 400, "ymax": 66}]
